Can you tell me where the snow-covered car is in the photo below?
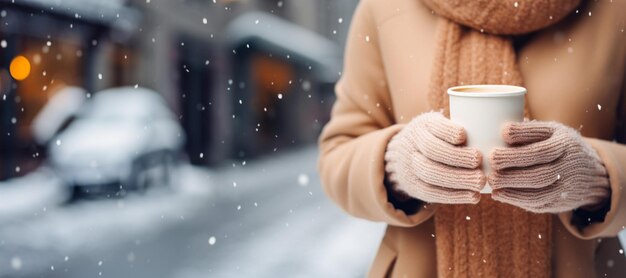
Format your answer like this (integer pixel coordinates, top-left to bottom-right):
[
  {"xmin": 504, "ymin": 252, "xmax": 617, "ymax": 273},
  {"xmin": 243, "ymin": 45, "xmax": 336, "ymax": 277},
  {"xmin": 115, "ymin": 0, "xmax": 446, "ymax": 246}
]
[{"xmin": 48, "ymin": 87, "xmax": 185, "ymax": 197}]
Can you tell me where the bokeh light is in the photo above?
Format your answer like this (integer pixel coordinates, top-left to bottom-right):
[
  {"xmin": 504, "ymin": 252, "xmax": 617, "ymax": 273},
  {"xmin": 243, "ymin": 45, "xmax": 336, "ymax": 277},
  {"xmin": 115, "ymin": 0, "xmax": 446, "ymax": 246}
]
[{"xmin": 9, "ymin": 55, "xmax": 31, "ymax": 81}]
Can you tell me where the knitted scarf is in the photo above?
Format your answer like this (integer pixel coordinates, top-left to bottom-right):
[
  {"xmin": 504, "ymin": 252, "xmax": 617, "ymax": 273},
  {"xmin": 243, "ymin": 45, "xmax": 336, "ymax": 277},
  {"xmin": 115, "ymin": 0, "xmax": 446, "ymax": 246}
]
[{"xmin": 421, "ymin": 0, "xmax": 581, "ymax": 277}]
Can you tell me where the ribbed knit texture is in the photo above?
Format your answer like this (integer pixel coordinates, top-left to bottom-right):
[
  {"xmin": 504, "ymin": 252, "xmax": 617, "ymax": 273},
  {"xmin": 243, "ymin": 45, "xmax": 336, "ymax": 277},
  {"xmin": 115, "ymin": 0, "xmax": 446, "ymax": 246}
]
[
  {"xmin": 385, "ymin": 112, "xmax": 485, "ymax": 204},
  {"xmin": 490, "ymin": 121, "xmax": 610, "ymax": 213},
  {"xmin": 419, "ymin": 1, "xmax": 581, "ymax": 277}
]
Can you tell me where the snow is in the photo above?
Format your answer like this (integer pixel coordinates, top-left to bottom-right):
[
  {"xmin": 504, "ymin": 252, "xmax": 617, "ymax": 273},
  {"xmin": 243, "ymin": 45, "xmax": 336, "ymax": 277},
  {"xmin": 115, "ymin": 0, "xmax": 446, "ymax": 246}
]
[
  {"xmin": 297, "ymin": 174, "xmax": 309, "ymax": 186},
  {"xmin": 11, "ymin": 257, "xmax": 22, "ymax": 270},
  {"xmin": 0, "ymin": 163, "xmax": 212, "ymax": 270},
  {"xmin": 0, "ymin": 167, "xmax": 67, "ymax": 223},
  {"xmin": 31, "ymin": 86, "xmax": 87, "ymax": 145},
  {"xmin": 208, "ymin": 236, "xmax": 216, "ymax": 245},
  {"xmin": 47, "ymin": 87, "xmax": 184, "ymax": 185}
]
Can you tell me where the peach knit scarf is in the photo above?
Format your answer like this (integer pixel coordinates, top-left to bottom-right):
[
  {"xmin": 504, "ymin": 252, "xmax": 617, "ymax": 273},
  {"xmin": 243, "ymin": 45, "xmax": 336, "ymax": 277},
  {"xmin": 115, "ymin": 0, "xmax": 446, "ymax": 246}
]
[{"xmin": 421, "ymin": 0, "xmax": 580, "ymax": 277}]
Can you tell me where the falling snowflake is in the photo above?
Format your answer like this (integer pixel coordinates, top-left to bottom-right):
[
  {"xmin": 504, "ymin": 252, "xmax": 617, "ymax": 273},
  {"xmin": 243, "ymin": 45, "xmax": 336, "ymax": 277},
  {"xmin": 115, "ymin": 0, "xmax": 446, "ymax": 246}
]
[
  {"xmin": 277, "ymin": 93, "xmax": 283, "ymax": 99},
  {"xmin": 597, "ymin": 104, "xmax": 602, "ymax": 111},
  {"xmin": 297, "ymin": 174, "xmax": 309, "ymax": 186},
  {"xmin": 538, "ymin": 234, "xmax": 542, "ymax": 239},
  {"xmin": 607, "ymin": 259, "xmax": 615, "ymax": 268},
  {"xmin": 0, "ymin": 40, "xmax": 6, "ymax": 48},
  {"xmin": 208, "ymin": 236, "xmax": 217, "ymax": 245},
  {"xmin": 513, "ymin": 2, "xmax": 518, "ymax": 8},
  {"xmin": 127, "ymin": 252, "xmax": 135, "ymax": 262},
  {"xmin": 202, "ymin": 18, "xmax": 207, "ymax": 24},
  {"xmin": 465, "ymin": 216, "xmax": 471, "ymax": 220},
  {"xmin": 11, "ymin": 257, "xmax": 22, "ymax": 270},
  {"xmin": 365, "ymin": 35, "xmax": 370, "ymax": 42},
  {"xmin": 338, "ymin": 18, "xmax": 343, "ymax": 23},
  {"xmin": 98, "ymin": 73, "xmax": 103, "ymax": 80}
]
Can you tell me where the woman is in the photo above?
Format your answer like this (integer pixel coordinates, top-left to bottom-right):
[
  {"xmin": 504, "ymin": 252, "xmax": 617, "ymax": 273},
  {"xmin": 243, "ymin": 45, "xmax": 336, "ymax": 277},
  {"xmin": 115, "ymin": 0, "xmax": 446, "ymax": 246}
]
[{"xmin": 318, "ymin": 0, "xmax": 626, "ymax": 277}]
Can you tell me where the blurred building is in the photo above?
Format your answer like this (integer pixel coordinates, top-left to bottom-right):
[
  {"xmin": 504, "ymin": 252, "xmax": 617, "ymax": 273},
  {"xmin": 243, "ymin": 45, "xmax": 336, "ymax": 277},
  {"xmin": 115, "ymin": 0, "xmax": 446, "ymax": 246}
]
[{"xmin": 0, "ymin": 0, "xmax": 357, "ymax": 180}]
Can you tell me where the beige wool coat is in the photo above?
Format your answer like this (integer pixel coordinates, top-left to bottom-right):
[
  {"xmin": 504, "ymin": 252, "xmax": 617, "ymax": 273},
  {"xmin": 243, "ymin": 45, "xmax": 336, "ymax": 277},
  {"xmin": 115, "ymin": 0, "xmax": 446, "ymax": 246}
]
[{"xmin": 318, "ymin": 0, "xmax": 626, "ymax": 277}]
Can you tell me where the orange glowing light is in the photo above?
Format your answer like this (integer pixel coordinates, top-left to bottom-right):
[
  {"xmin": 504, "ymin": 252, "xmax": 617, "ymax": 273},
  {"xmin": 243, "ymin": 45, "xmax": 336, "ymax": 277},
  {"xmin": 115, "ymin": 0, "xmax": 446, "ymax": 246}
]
[{"xmin": 10, "ymin": 55, "xmax": 31, "ymax": 81}]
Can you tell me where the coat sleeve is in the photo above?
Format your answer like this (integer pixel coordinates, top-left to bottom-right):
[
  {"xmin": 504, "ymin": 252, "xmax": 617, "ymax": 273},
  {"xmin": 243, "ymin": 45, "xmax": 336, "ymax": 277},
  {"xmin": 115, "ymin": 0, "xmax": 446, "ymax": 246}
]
[
  {"xmin": 558, "ymin": 68, "xmax": 626, "ymax": 239},
  {"xmin": 317, "ymin": 0, "xmax": 436, "ymax": 227}
]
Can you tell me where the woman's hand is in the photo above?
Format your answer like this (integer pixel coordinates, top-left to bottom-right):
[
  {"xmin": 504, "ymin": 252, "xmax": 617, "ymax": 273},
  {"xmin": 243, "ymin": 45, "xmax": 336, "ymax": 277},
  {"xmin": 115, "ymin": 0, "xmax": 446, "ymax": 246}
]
[
  {"xmin": 489, "ymin": 121, "xmax": 610, "ymax": 213},
  {"xmin": 384, "ymin": 112, "xmax": 485, "ymax": 204}
]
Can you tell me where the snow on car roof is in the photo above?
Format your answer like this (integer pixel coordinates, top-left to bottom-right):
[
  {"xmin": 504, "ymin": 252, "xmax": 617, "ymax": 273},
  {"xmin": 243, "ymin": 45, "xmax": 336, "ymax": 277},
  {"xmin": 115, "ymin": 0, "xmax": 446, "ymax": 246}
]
[{"xmin": 85, "ymin": 87, "xmax": 173, "ymax": 120}]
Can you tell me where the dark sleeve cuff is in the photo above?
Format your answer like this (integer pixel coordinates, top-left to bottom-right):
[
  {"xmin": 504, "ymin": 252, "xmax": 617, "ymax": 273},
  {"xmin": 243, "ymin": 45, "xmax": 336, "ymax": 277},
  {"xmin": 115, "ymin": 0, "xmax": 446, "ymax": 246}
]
[
  {"xmin": 384, "ymin": 175, "xmax": 423, "ymax": 215},
  {"xmin": 569, "ymin": 192, "xmax": 612, "ymax": 230}
]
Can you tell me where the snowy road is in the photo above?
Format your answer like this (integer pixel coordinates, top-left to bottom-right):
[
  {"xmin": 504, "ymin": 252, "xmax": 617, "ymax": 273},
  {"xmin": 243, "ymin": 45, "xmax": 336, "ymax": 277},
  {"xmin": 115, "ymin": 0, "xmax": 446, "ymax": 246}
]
[{"xmin": 0, "ymin": 147, "xmax": 386, "ymax": 278}]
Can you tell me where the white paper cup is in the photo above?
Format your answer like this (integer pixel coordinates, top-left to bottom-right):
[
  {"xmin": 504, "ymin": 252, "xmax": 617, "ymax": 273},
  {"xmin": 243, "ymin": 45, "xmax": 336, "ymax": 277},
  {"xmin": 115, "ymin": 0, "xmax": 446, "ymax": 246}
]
[{"xmin": 447, "ymin": 85, "xmax": 527, "ymax": 194}]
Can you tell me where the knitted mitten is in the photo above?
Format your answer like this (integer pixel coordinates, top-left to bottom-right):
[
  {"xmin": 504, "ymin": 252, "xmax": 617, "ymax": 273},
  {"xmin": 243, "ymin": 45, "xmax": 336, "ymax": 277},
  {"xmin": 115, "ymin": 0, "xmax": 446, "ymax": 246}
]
[
  {"xmin": 384, "ymin": 112, "xmax": 485, "ymax": 204},
  {"xmin": 489, "ymin": 121, "xmax": 610, "ymax": 213}
]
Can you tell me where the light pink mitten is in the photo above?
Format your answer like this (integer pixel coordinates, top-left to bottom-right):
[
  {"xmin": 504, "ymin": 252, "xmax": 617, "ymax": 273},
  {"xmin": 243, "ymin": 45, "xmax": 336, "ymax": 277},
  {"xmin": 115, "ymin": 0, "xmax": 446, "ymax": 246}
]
[
  {"xmin": 489, "ymin": 121, "xmax": 610, "ymax": 213},
  {"xmin": 384, "ymin": 112, "xmax": 485, "ymax": 204}
]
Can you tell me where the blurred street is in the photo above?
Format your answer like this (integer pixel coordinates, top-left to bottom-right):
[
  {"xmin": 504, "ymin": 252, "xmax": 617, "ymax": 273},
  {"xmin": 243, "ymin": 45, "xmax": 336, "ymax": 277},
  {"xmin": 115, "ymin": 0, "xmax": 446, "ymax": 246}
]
[{"xmin": 0, "ymin": 147, "xmax": 385, "ymax": 278}]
